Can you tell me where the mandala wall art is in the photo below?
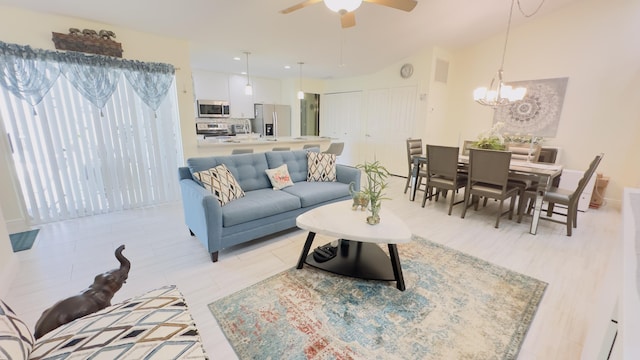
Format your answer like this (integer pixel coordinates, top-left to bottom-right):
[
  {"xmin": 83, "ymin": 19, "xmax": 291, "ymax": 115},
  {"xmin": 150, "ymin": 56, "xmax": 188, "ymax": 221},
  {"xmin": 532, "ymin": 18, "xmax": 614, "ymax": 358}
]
[{"xmin": 493, "ymin": 77, "xmax": 569, "ymax": 137}]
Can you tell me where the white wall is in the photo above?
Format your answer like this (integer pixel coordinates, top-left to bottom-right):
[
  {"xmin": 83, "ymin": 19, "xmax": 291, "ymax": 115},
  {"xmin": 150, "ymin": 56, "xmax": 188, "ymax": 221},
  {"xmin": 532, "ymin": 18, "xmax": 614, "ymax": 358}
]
[
  {"xmin": 445, "ymin": 0, "xmax": 640, "ymax": 205},
  {"xmin": 0, "ymin": 205, "xmax": 19, "ymax": 297}
]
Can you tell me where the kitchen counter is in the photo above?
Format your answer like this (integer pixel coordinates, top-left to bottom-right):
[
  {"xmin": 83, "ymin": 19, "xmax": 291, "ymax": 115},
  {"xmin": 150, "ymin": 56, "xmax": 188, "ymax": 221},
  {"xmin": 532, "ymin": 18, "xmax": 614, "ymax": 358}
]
[{"xmin": 196, "ymin": 136, "xmax": 332, "ymax": 156}]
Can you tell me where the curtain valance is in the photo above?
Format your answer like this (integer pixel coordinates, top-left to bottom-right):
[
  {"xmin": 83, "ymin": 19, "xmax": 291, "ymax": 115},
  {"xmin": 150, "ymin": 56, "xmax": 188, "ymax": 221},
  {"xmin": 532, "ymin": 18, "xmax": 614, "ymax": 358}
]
[{"xmin": 0, "ymin": 41, "xmax": 175, "ymax": 110}]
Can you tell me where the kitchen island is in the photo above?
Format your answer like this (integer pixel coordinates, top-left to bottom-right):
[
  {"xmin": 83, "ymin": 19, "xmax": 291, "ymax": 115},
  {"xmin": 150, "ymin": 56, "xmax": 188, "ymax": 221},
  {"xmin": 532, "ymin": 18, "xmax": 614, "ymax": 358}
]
[{"xmin": 196, "ymin": 135, "xmax": 332, "ymax": 156}]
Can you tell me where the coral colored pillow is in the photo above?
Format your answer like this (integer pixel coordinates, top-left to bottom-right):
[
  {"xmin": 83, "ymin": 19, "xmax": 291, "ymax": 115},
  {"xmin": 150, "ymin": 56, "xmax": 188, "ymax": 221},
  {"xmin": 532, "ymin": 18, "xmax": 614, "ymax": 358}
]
[{"xmin": 265, "ymin": 164, "xmax": 294, "ymax": 190}]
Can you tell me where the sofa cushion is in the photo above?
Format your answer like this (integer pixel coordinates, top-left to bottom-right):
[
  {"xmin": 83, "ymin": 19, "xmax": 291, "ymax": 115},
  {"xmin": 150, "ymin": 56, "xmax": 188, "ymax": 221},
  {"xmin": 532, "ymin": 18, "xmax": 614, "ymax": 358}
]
[
  {"xmin": 194, "ymin": 164, "xmax": 245, "ymax": 206},
  {"xmin": 282, "ymin": 181, "xmax": 349, "ymax": 207},
  {"xmin": 0, "ymin": 300, "xmax": 34, "ymax": 360},
  {"xmin": 265, "ymin": 149, "xmax": 316, "ymax": 183},
  {"xmin": 212, "ymin": 153, "xmax": 271, "ymax": 191},
  {"xmin": 265, "ymin": 164, "xmax": 294, "ymax": 190},
  {"xmin": 307, "ymin": 152, "xmax": 337, "ymax": 182},
  {"xmin": 221, "ymin": 188, "xmax": 301, "ymax": 227},
  {"xmin": 30, "ymin": 285, "xmax": 207, "ymax": 360}
]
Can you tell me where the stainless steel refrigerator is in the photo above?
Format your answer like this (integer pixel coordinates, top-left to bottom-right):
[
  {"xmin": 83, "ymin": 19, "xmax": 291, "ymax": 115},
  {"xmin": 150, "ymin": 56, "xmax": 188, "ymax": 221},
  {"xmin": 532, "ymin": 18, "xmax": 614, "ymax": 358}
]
[{"xmin": 252, "ymin": 104, "xmax": 291, "ymax": 137}]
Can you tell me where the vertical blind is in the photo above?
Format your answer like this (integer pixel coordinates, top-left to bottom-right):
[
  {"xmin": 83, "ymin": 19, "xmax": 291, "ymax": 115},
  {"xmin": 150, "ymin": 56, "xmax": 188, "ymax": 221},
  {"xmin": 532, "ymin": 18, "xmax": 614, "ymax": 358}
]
[{"xmin": 0, "ymin": 41, "xmax": 183, "ymax": 224}]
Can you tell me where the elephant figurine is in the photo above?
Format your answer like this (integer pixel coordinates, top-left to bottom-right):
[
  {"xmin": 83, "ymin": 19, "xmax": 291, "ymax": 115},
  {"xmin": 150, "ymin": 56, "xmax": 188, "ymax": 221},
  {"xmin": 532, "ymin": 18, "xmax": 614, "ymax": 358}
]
[
  {"xmin": 349, "ymin": 181, "xmax": 369, "ymax": 211},
  {"xmin": 34, "ymin": 245, "xmax": 131, "ymax": 339}
]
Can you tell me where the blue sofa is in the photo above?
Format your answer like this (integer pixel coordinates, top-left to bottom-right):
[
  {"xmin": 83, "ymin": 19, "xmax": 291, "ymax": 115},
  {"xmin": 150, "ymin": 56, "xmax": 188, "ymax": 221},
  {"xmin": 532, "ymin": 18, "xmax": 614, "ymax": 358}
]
[{"xmin": 178, "ymin": 149, "xmax": 361, "ymax": 262}]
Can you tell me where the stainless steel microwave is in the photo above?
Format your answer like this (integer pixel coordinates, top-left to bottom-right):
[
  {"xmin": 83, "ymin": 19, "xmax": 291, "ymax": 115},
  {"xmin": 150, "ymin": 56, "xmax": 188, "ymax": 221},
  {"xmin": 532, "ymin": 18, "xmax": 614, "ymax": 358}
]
[{"xmin": 197, "ymin": 100, "xmax": 230, "ymax": 118}]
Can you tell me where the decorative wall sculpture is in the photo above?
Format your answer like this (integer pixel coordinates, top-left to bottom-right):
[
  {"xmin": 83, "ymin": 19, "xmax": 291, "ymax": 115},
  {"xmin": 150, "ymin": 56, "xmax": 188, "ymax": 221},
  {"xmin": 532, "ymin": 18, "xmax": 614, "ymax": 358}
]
[
  {"xmin": 493, "ymin": 77, "xmax": 569, "ymax": 137},
  {"xmin": 52, "ymin": 28, "xmax": 122, "ymax": 58}
]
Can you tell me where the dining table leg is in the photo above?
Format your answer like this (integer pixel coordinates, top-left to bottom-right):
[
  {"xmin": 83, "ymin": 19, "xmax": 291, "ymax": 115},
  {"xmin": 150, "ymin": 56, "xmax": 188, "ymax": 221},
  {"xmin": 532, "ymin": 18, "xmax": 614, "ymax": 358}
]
[{"xmin": 529, "ymin": 174, "xmax": 551, "ymax": 235}]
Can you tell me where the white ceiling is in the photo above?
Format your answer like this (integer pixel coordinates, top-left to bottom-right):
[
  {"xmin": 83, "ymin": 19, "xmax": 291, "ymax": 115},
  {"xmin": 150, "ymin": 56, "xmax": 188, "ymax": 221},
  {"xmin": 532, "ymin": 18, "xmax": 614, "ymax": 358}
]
[{"xmin": 0, "ymin": 0, "xmax": 578, "ymax": 79}]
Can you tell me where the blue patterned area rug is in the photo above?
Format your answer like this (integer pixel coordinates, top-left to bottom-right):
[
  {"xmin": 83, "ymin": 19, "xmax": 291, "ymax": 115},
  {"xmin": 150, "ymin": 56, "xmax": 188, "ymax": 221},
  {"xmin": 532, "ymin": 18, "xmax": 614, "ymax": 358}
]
[
  {"xmin": 209, "ymin": 236, "xmax": 547, "ymax": 359},
  {"xmin": 9, "ymin": 229, "xmax": 39, "ymax": 252}
]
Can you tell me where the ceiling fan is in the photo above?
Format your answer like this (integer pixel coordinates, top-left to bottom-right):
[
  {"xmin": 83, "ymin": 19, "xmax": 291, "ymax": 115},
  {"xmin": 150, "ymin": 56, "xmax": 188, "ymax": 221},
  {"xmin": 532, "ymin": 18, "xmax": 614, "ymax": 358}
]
[{"xmin": 280, "ymin": 0, "xmax": 418, "ymax": 28}]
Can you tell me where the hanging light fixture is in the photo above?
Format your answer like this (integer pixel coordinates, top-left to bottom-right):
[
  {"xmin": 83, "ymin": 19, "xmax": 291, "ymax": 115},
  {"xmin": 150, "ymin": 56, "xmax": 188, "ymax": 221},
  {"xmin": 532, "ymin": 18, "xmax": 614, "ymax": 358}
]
[
  {"xmin": 297, "ymin": 62, "xmax": 304, "ymax": 100},
  {"xmin": 323, "ymin": 0, "xmax": 362, "ymax": 13},
  {"xmin": 244, "ymin": 51, "xmax": 253, "ymax": 96},
  {"xmin": 473, "ymin": 0, "xmax": 527, "ymax": 107}
]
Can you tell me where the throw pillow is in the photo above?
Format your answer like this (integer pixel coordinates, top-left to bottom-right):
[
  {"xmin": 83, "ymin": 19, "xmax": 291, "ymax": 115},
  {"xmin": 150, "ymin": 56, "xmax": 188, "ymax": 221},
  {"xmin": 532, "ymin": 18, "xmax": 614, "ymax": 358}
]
[
  {"xmin": 30, "ymin": 285, "xmax": 208, "ymax": 360},
  {"xmin": 193, "ymin": 164, "xmax": 245, "ymax": 205},
  {"xmin": 265, "ymin": 164, "xmax": 294, "ymax": 190},
  {"xmin": 0, "ymin": 300, "xmax": 35, "ymax": 360},
  {"xmin": 307, "ymin": 152, "xmax": 337, "ymax": 182}
]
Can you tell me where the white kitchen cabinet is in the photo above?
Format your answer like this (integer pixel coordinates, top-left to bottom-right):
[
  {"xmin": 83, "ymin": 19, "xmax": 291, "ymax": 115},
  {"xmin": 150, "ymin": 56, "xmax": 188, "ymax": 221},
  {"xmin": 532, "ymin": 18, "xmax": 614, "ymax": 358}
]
[
  {"xmin": 228, "ymin": 74, "xmax": 254, "ymax": 118},
  {"xmin": 192, "ymin": 70, "xmax": 229, "ymax": 101}
]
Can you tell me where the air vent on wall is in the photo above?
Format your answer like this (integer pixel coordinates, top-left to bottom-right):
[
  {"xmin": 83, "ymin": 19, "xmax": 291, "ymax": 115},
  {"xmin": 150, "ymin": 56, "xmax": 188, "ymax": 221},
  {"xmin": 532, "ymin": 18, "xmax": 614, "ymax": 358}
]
[{"xmin": 434, "ymin": 58, "xmax": 449, "ymax": 84}]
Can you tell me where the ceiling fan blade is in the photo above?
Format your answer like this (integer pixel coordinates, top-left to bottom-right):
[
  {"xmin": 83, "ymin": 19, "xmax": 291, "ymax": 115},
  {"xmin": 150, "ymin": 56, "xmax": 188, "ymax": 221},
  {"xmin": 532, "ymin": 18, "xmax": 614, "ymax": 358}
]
[
  {"xmin": 280, "ymin": 0, "xmax": 323, "ymax": 14},
  {"xmin": 341, "ymin": 12, "xmax": 356, "ymax": 28},
  {"xmin": 364, "ymin": 0, "xmax": 418, "ymax": 12}
]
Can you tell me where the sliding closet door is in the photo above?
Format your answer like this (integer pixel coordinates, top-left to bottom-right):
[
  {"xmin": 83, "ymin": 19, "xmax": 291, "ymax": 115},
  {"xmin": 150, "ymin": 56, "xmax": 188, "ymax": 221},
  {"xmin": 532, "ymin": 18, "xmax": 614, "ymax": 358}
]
[{"xmin": 320, "ymin": 91, "xmax": 364, "ymax": 166}]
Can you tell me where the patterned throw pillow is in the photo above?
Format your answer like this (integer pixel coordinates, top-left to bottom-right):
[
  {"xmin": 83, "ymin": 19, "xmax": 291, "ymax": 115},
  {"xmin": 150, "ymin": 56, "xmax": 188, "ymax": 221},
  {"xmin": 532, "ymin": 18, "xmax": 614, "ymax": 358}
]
[
  {"xmin": 307, "ymin": 152, "xmax": 337, "ymax": 182},
  {"xmin": 0, "ymin": 300, "xmax": 35, "ymax": 360},
  {"xmin": 30, "ymin": 285, "xmax": 208, "ymax": 360},
  {"xmin": 193, "ymin": 164, "xmax": 245, "ymax": 205},
  {"xmin": 265, "ymin": 164, "xmax": 294, "ymax": 190}
]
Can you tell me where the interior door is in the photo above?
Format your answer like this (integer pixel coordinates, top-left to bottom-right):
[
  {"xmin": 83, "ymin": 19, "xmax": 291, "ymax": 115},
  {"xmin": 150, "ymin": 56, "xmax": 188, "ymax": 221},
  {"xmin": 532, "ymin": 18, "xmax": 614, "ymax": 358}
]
[
  {"xmin": 365, "ymin": 86, "xmax": 417, "ymax": 176},
  {"xmin": 320, "ymin": 92, "xmax": 363, "ymax": 166}
]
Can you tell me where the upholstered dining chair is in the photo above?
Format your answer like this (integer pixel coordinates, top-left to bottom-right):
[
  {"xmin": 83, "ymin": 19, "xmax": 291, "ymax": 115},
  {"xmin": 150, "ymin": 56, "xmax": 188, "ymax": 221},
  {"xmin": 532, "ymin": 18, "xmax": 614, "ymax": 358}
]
[
  {"xmin": 231, "ymin": 148, "xmax": 253, "ymax": 154},
  {"xmin": 422, "ymin": 145, "xmax": 467, "ymax": 215},
  {"xmin": 507, "ymin": 143, "xmax": 542, "ymax": 162},
  {"xmin": 461, "ymin": 149, "xmax": 521, "ymax": 228},
  {"xmin": 517, "ymin": 153, "xmax": 603, "ymax": 236},
  {"xmin": 323, "ymin": 142, "xmax": 344, "ymax": 156},
  {"xmin": 404, "ymin": 138, "xmax": 426, "ymax": 194}
]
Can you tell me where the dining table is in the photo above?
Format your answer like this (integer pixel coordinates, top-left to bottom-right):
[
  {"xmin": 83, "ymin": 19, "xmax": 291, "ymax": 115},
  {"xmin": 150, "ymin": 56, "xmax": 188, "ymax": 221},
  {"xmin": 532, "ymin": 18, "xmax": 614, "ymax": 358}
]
[{"xmin": 409, "ymin": 154, "xmax": 563, "ymax": 235}]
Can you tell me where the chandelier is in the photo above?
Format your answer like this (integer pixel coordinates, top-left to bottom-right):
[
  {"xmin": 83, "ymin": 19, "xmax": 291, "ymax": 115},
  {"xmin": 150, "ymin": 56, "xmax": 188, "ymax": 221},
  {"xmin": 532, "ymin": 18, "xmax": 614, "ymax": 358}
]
[{"xmin": 473, "ymin": 0, "xmax": 526, "ymax": 107}]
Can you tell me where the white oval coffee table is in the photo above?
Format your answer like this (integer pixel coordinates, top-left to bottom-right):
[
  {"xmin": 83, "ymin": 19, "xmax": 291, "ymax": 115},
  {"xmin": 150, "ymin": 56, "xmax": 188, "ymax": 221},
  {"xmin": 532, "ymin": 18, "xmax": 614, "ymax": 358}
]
[{"xmin": 296, "ymin": 200, "xmax": 412, "ymax": 291}]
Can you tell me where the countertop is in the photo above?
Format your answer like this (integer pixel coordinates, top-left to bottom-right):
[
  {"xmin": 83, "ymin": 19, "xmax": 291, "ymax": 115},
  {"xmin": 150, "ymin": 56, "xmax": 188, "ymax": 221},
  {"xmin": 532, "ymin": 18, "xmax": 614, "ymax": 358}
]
[{"xmin": 197, "ymin": 136, "xmax": 331, "ymax": 147}]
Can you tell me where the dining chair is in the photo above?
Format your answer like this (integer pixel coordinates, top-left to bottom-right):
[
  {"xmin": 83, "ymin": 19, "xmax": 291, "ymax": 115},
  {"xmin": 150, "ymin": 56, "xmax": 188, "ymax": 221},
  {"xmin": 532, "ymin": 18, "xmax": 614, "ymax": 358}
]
[
  {"xmin": 507, "ymin": 143, "xmax": 542, "ymax": 162},
  {"xmin": 461, "ymin": 140, "xmax": 475, "ymax": 156},
  {"xmin": 303, "ymin": 144, "xmax": 320, "ymax": 150},
  {"xmin": 404, "ymin": 138, "xmax": 426, "ymax": 194},
  {"xmin": 422, "ymin": 145, "xmax": 467, "ymax": 215},
  {"xmin": 272, "ymin": 147, "xmax": 290, "ymax": 151},
  {"xmin": 231, "ymin": 148, "xmax": 253, "ymax": 154},
  {"xmin": 517, "ymin": 153, "xmax": 603, "ymax": 236},
  {"xmin": 461, "ymin": 149, "xmax": 521, "ymax": 228},
  {"xmin": 323, "ymin": 142, "xmax": 344, "ymax": 156}
]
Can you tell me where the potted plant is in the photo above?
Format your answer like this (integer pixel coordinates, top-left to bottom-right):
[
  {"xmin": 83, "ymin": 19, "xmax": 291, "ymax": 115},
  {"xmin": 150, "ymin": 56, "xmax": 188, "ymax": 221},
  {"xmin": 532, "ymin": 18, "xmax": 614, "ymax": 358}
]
[
  {"xmin": 472, "ymin": 122, "xmax": 506, "ymax": 150},
  {"xmin": 356, "ymin": 160, "xmax": 390, "ymax": 225}
]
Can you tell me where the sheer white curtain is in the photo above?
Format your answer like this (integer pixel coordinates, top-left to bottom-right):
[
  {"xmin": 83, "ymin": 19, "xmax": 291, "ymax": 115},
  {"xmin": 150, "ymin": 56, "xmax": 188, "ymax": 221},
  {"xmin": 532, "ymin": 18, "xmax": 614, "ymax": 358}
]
[{"xmin": 0, "ymin": 72, "xmax": 183, "ymax": 224}]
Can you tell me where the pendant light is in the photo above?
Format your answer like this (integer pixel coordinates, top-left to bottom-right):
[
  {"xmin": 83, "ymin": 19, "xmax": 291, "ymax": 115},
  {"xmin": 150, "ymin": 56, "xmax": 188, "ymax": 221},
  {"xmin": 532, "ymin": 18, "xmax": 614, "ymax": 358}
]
[
  {"xmin": 297, "ymin": 62, "xmax": 304, "ymax": 100},
  {"xmin": 473, "ymin": 0, "xmax": 526, "ymax": 107},
  {"xmin": 244, "ymin": 51, "xmax": 253, "ymax": 96}
]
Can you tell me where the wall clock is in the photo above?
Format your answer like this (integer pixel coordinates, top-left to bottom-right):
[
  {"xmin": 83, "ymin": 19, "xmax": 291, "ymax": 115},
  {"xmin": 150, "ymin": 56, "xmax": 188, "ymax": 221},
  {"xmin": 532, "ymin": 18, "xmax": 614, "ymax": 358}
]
[{"xmin": 400, "ymin": 63, "xmax": 414, "ymax": 79}]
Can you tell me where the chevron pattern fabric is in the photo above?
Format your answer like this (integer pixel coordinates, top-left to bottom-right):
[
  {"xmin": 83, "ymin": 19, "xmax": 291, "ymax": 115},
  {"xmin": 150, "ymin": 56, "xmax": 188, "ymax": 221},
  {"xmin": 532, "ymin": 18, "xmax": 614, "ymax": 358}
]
[
  {"xmin": 0, "ymin": 300, "xmax": 35, "ymax": 359},
  {"xmin": 30, "ymin": 285, "xmax": 207, "ymax": 359},
  {"xmin": 307, "ymin": 152, "xmax": 337, "ymax": 182},
  {"xmin": 193, "ymin": 164, "xmax": 245, "ymax": 205}
]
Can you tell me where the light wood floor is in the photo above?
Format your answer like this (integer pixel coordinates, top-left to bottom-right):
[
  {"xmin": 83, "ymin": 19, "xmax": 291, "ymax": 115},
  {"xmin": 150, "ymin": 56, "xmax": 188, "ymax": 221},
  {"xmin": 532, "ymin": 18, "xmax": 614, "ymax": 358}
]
[{"xmin": 5, "ymin": 176, "xmax": 621, "ymax": 359}]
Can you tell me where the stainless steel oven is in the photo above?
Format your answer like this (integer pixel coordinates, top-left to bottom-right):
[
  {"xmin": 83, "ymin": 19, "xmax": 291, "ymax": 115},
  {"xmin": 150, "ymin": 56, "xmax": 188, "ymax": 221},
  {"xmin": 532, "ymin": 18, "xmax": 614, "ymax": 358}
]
[{"xmin": 195, "ymin": 121, "xmax": 231, "ymax": 137}]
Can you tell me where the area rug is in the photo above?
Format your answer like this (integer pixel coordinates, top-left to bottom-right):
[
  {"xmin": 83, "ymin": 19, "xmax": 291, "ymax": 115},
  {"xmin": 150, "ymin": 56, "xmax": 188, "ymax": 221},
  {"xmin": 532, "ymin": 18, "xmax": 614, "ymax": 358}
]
[
  {"xmin": 208, "ymin": 236, "xmax": 547, "ymax": 359},
  {"xmin": 9, "ymin": 229, "xmax": 39, "ymax": 252}
]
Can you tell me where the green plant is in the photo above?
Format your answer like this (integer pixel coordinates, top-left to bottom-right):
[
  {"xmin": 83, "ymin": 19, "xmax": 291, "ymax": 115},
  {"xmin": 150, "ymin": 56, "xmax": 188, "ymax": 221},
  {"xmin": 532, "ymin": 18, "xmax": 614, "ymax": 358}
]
[
  {"xmin": 472, "ymin": 122, "xmax": 506, "ymax": 150},
  {"xmin": 356, "ymin": 160, "xmax": 390, "ymax": 224}
]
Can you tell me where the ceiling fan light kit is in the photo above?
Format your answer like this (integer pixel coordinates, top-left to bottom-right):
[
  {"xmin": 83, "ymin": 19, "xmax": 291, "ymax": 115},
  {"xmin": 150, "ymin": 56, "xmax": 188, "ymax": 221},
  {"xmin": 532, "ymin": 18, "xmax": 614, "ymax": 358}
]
[
  {"xmin": 281, "ymin": 0, "xmax": 417, "ymax": 29},
  {"xmin": 324, "ymin": 0, "xmax": 363, "ymax": 13}
]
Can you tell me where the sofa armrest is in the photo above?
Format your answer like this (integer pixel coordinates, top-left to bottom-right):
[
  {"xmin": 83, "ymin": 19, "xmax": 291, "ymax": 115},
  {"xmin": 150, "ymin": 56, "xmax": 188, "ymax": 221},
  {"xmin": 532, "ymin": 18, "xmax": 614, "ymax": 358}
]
[
  {"xmin": 179, "ymin": 177, "xmax": 223, "ymax": 256},
  {"xmin": 336, "ymin": 164, "xmax": 361, "ymax": 189}
]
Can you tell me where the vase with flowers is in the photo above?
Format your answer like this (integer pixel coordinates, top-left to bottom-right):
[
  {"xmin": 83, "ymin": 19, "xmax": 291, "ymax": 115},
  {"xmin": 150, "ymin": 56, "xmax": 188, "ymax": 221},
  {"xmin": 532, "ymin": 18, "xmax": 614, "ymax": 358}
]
[{"xmin": 472, "ymin": 122, "xmax": 507, "ymax": 150}]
